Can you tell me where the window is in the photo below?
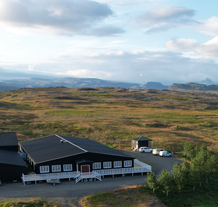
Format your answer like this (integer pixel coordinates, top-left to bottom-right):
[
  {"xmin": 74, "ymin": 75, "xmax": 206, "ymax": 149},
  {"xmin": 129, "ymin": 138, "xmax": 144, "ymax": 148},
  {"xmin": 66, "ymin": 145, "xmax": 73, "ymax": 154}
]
[
  {"xmin": 52, "ymin": 165, "xmax": 61, "ymax": 172},
  {"xmin": 114, "ymin": 161, "xmax": 122, "ymax": 168},
  {"xmin": 103, "ymin": 161, "xmax": 112, "ymax": 169},
  {"xmin": 63, "ymin": 164, "xmax": 72, "ymax": 171},
  {"xmin": 93, "ymin": 162, "xmax": 101, "ymax": 169},
  {"xmin": 40, "ymin": 165, "xmax": 49, "ymax": 173},
  {"xmin": 124, "ymin": 160, "xmax": 132, "ymax": 167}
]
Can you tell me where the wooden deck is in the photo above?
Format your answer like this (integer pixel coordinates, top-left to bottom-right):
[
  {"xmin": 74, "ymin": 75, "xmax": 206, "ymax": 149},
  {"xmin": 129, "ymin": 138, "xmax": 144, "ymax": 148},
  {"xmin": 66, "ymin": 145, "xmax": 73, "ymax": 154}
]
[{"xmin": 21, "ymin": 160, "xmax": 151, "ymax": 185}]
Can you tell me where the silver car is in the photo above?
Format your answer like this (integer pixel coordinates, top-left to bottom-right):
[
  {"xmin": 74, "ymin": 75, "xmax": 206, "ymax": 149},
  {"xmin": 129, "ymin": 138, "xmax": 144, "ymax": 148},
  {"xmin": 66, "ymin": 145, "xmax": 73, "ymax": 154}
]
[{"xmin": 139, "ymin": 147, "xmax": 153, "ymax": 153}]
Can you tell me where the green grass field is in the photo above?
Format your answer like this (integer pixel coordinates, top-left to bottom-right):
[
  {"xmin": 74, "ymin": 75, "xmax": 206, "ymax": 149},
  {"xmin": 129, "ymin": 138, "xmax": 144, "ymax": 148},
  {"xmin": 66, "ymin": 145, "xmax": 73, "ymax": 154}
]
[{"xmin": 0, "ymin": 87, "xmax": 218, "ymax": 151}]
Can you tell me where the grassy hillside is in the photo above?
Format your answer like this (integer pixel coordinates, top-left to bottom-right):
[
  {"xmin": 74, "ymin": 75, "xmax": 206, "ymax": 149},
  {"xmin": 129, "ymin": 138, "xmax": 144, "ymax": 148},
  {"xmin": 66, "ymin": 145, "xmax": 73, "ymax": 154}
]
[{"xmin": 0, "ymin": 87, "xmax": 218, "ymax": 151}]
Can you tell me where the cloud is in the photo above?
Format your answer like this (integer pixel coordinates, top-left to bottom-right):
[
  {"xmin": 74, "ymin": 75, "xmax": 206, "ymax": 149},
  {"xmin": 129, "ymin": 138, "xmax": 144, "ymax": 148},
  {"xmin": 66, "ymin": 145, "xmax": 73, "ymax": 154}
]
[
  {"xmin": 135, "ymin": 6, "xmax": 196, "ymax": 33},
  {"xmin": 0, "ymin": 0, "xmax": 124, "ymax": 36},
  {"xmin": 197, "ymin": 16, "xmax": 218, "ymax": 36},
  {"xmin": 0, "ymin": 67, "xmax": 58, "ymax": 80},
  {"xmin": 1, "ymin": 48, "xmax": 218, "ymax": 84},
  {"xmin": 57, "ymin": 69, "xmax": 111, "ymax": 79},
  {"xmin": 5, "ymin": 49, "xmax": 215, "ymax": 85},
  {"xmin": 165, "ymin": 37, "xmax": 218, "ymax": 58}
]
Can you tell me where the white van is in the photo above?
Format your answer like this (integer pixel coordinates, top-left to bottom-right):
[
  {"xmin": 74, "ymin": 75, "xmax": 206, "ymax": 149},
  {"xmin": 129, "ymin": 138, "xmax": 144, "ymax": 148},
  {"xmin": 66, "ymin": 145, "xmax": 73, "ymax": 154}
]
[
  {"xmin": 152, "ymin": 148, "xmax": 165, "ymax": 155},
  {"xmin": 159, "ymin": 151, "xmax": 171, "ymax": 157}
]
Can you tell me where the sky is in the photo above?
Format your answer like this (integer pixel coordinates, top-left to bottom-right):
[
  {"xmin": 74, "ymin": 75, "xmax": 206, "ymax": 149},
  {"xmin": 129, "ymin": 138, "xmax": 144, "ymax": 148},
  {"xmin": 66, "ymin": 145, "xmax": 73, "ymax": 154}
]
[{"xmin": 0, "ymin": 0, "xmax": 218, "ymax": 85}]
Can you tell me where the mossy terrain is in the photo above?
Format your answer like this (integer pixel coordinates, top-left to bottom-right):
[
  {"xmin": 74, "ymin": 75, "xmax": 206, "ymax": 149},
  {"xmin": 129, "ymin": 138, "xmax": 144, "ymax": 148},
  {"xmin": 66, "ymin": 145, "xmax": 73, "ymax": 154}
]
[
  {"xmin": 81, "ymin": 185, "xmax": 167, "ymax": 207},
  {"xmin": 0, "ymin": 87, "xmax": 218, "ymax": 151}
]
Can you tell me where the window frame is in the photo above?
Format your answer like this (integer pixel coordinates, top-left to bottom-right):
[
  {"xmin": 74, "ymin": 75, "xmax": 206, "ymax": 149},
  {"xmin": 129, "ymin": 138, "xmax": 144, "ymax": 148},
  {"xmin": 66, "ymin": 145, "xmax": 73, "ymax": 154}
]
[
  {"xmin": 103, "ymin": 161, "xmax": 112, "ymax": 169},
  {"xmin": 63, "ymin": 164, "xmax": 73, "ymax": 172},
  {"xmin": 113, "ymin": 161, "xmax": 122, "ymax": 168},
  {"xmin": 40, "ymin": 165, "xmax": 50, "ymax": 173},
  {"xmin": 93, "ymin": 162, "xmax": 101, "ymax": 169},
  {"xmin": 124, "ymin": 160, "xmax": 132, "ymax": 167},
  {"xmin": 51, "ymin": 165, "xmax": 61, "ymax": 172}
]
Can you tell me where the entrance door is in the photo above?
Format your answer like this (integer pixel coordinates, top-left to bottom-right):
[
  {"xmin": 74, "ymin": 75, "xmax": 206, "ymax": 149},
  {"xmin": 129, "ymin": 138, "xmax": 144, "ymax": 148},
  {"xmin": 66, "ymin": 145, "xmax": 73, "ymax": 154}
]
[{"xmin": 81, "ymin": 165, "xmax": 90, "ymax": 173}]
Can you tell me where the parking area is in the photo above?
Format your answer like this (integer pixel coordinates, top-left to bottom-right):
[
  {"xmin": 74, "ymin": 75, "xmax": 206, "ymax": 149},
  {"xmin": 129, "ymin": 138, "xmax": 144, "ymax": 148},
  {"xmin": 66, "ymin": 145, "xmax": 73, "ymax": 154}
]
[{"xmin": 124, "ymin": 150, "xmax": 182, "ymax": 175}]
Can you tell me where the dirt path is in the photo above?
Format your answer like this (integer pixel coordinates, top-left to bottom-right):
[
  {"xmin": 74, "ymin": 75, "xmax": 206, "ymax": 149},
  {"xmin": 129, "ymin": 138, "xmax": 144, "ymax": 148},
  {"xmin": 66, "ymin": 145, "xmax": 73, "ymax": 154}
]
[{"xmin": 183, "ymin": 131, "xmax": 217, "ymax": 149}]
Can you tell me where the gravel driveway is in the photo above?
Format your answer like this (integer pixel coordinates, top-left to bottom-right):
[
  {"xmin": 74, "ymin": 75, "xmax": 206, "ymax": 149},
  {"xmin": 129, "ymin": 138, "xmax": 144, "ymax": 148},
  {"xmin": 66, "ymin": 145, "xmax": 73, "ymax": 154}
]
[
  {"xmin": 123, "ymin": 150, "xmax": 182, "ymax": 175},
  {"xmin": 0, "ymin": 150, "xmax": 182, "ymax": 207}
]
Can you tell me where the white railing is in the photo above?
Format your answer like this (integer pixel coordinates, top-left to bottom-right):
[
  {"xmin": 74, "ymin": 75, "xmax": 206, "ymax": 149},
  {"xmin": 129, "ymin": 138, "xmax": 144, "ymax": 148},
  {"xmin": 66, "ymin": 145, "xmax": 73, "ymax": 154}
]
[
  {"xmin": 134, "ymin": 159, "xmax": 152, "ymax": 172},
  {"xmin": 93, "ymin": 167, "xmax": 149, "ymax": 177},
  {"xmin": 22, "ymin": 171, "xmax": 80, "ymax": 185}
]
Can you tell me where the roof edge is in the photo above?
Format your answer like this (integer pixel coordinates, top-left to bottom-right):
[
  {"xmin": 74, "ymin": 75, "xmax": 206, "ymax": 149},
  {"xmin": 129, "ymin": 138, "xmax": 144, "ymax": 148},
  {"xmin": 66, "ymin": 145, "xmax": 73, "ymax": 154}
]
[{"xmin": 55, "ymin": 134, "xmax": 87, "ymax": 153}]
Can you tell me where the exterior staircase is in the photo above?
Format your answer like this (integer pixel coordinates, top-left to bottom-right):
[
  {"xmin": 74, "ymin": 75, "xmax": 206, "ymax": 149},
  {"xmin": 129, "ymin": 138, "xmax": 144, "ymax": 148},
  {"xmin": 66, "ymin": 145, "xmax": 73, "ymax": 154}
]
[{"xmin": 75, "ymin": 172, "xmax": 102, "ymax": 183}]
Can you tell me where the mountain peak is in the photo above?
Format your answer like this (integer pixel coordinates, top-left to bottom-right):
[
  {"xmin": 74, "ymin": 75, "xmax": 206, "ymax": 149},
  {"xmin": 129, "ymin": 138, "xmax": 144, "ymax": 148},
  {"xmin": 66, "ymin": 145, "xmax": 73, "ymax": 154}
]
[{"xmin": 197, "ymin": 78, "xmax": 214, "ymax": 85}]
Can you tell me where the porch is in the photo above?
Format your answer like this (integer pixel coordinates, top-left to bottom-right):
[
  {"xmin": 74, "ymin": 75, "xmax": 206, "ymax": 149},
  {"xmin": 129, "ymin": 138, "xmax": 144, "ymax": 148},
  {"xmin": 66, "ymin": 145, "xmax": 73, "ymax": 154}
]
[{"xmin": 21, "ymin": 159, "xmax": 151, "ymax": 185}]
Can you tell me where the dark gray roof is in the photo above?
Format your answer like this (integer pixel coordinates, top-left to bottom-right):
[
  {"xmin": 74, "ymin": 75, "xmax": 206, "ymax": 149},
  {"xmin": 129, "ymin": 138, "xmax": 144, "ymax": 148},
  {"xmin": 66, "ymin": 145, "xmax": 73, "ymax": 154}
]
[
  {"xmin": 132, "ymin": 136, "xmax": 152, "ymax": 141},
  {"xmin": 0, "ymin": 132, "xmax": 18, "ymax": 146},
  {"xmin": 19, "ymin": 135, "xmax": 132, "ymax": 164},
  {"xmin": 0, "ymin": 150, "xmax": 27, "ymax": 167}
]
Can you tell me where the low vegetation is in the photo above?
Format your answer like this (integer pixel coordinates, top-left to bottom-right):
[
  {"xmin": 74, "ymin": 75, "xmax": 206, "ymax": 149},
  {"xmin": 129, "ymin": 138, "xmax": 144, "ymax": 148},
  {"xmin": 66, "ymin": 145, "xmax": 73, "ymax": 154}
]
[
  {"xmin": 81, "ymin": 186, "xmax": 167, "ymax": 207},
  {"xmin": 0, "ymin": 198, "xmax": 61, "ymax": 207}
]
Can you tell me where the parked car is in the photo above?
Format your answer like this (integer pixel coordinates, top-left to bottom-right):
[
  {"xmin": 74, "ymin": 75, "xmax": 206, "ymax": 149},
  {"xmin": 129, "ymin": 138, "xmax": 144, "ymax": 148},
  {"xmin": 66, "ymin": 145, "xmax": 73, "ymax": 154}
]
[
  {"xmin": 159, "ymin": 151, "xmax": 172, "ymax": 157},
  {"xmin": 152, "ymin": 148, "xmax": 165, "ymax": 155},
  {"xmin": 139, "ymin": 147, "xmax": 153, "ymax": 153}
]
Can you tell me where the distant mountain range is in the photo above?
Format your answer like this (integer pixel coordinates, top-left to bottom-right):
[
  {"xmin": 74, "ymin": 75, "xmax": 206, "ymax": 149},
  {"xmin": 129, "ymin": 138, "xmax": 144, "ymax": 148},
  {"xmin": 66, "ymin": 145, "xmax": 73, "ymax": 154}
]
[
  {"xmin": 0, "ymin": 85, "xmax": 20, "ymax": 92},
  {"xmin": 1, "ymin": 77, "xmax": 218, "ymax": 93},
  {"xmin": 195, "ymin": 78, "xmax": 215, "ymax": 85},
  {"xmin": 0, "ymin": 77, "xmax": 168, "ymax": 91},
  {"xmin": 168, "ymin": 82, "xmax": 218, "ymax": 92}
]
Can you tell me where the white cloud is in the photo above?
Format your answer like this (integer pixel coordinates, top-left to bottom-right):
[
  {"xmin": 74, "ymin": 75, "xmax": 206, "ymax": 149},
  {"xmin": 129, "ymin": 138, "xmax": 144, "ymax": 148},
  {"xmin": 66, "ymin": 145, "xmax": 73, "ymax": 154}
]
[
  {"xmin": 57, "ymin": 69, "xmax": 111, "ymax": 79},
  {"xmin": 165, "ymin": 37, "xmax": 218, "ymax": 58},
  {"xmin": 95, "ymin": 0, "xmax": 150, "ymax": 6},
  {"xmin": 0, "ymin": 0, "xmax": 124, "ymax": 36},
  {"xmin": 197, "ymin": 16, "xmax": 218, "ymax": 36},
  {"xmin": 3, "ymin": 49, "xmax": 216, "ymax": 85},
  {"xmin": 135, "ymin": 6, "xmax": 196, "ymax": 33}
]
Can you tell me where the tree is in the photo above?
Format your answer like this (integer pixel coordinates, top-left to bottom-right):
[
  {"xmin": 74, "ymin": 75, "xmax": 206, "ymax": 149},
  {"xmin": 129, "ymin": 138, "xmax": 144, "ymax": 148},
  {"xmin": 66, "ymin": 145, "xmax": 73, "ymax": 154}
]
[
  {"xmin": 197, "ymin": 144, "xmax": 209, "ymax": 184},
  {"xmin": 183, "ymin": 141, "xmax": 198, "ymax": 160},
  {"xmin": 190, "ymin": 157, "xmax": 202, "ymax": 189},
  {"xmin": 158, "ymin": 169, "xmax": 172, "ymax": 196},
  {"xmin": 181, "ymin": 161, "xmax": 190, "ymax": 185},
  {"xmin": 146, "ymin": 172, "xmax": 157, "ymax": 193},
  {"xmin": 206, "ymin": 154, "xmax": 218, "ymax": 182},
  {"xmin": 172, "ymin": 162, "xmax": 183, "ymax": 193}
]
